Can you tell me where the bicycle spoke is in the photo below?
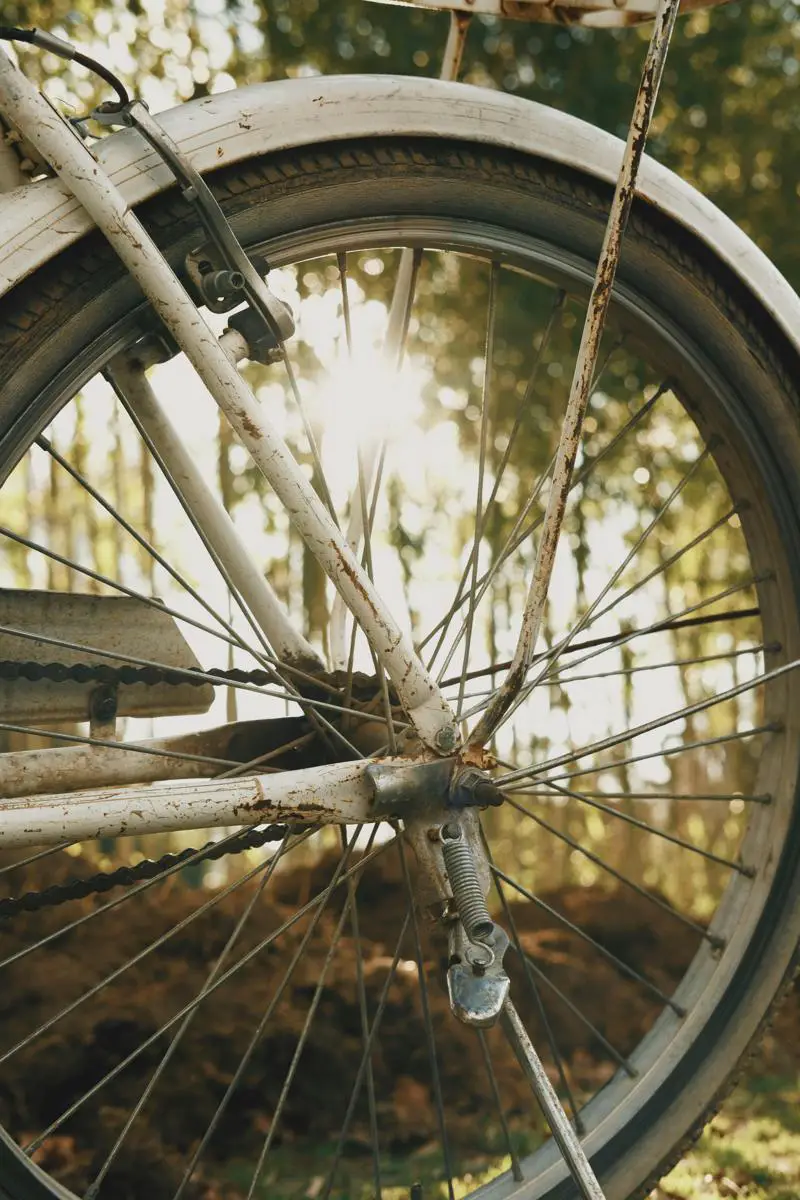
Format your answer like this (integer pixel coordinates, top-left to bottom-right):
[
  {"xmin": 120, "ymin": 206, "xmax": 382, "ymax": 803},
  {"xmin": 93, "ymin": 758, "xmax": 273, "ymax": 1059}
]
[
  {"xmin": 514, "ymin": 789, "xmax": 769, "ymax": 804},
  {"xmin": 17, "ymin": 832, "xmax": 397, "ymax": 1149},
  {"xmin": 503, "ymin": 795, "xmax": 725, "ymax": 947},
  {"xmin": 577, "ymin": 503, "xmax": 740, "ymax": 647},
  {"xmin": 491, "ymin": 865, "xmax": 583, "ymax": 1132},
  {"xmin": 505, "ymin": 653, "xmax": 784, "ymax": 784},
  {"xmin": 280, "ymin": 349, "xmax": 340, "ymax": 526},
  {"xmin": 509, "ymin": 943, "xmax": 637, "ymax": 1076},
  {"xmin": 340, "ymin": 825, "xmax": 383, "ymax": 1197},
  {"xmin": 173, "ymin": 825, "xmax": 371, "ymax": 1197},
  {"xmin": 245, "ymin": 884, "xmax": 356, "ymax": 1198},
  {"xmin": 529, "ymin": 444, "xmax": 712, "ymax": 679},
  {"xmin": 439, "ymin": 605, "xmax": 763, "ymax": 693},
  {"xmin": 522, "ymin": 576, "xmax": 764, "ymax": 701},
  {"xmin": 493, "ymin": 866, "xmax": 685, "ymax": 1014},
  {"xmin": 338, "ymin": 251, "xmax": 353, "ymax": 356},
  {"xmin": 321, "ymin": 907, "xmax": 412, "ymax": 1200},
  {"xmin": 331, "ymin": 247, "xmax": 420, "ymax": 673},
  {"xmin": 3, "ymin": 849, "xmax": 279, "ymax": 1070},
  {"xmin": 357, "ymin": 439, "xmax": 398, "ymax": 755},
  {"xmin": 429, "ymin": 383, "xmax": 665, "ymax": 680},
  {"xmin": 548, "ymin": 642, "xmax": 768, "ymax": 687},
  {"xmin": 0, "ymin": 841, "xmax": 73, "ymax": 877},
  {"xmin": 77, "ymin": 829, "xmax": 297, "ymax": 1193},
  {"xmin": 516, "ymin": 500, "xmax": 743, "ymax": 708},
  {"xmin": 463, "ymin": 574, "xmax": 765, "ymax": 726},
  {"xmin": 456, "ymin": 261, "xmax": 498, "ymax": 720},
  {"xmin": 398, "ymin": 835, "xmax": 456, "ymax": 1200},
  {"xmin": 430, "ymin": 333, "xmax": 628, "ymax": 685},
  {"xmin": 477, "ymin": 1028, "xmax": 525, "ymax": 1183},
  {"xmin": 531, "ymin": 722, "xmax": 776, "ymax": 788},
  {"xmin": 527, "ymin": 777, "xmax": 756, "ymax": 874},
  {"xmin": 35, "ymin": 433, "xmax": 270, "ymax": 672},
  {"xmin": 493, "ymin": 449, "xmax": 723, "ymax": 731},
  {"xmin": 0, "ymin": 826, "xmax": 277, "ymax": 972},
  {"xmin": 0, "ymin": 719, "xmax": 242, "ymax": 769},
  {"xmin": 425, "ymin": 286, "xmax": 566, "ymax": 674}
]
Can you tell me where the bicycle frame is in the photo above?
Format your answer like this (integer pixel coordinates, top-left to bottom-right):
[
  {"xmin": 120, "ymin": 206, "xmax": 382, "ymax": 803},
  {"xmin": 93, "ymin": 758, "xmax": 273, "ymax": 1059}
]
[{"xmin": 0, "ymin": 0, "xmax": 679, "ymax": 855}]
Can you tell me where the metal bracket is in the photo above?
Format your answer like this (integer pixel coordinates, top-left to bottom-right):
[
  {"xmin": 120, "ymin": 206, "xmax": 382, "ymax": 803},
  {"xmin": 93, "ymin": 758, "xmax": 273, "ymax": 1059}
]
[
  {"xmin": 185, "ymin": 244, "xmax": 249, "ymax": 313},
  {"xmin": 447, "ymin": 920, "xmax": 510, "ymax": 1027},
  {"xmin": 95, "ymin": 98, "xmax": 295, "ymax": 347},
  {"xmin": 366, "ymin": 757, "xmax": 453, "ymax": 817},
  {"xmin": 365, "ymin": 757, "xmax": 505, "ymax": 817}
]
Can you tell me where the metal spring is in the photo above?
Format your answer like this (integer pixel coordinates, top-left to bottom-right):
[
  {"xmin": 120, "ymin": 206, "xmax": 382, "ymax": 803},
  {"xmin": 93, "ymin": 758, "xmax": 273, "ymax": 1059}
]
[{"xmin": 441, "ymin": 823, "xmax": 493, "ymax": 943}]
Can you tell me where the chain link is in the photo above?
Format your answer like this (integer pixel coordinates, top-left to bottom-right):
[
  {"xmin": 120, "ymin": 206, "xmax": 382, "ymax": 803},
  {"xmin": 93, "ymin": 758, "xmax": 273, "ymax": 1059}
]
[
  {"xmin": 0, "ymin": 658, "xmax": 275, "ymax": 689},
  {"xmin": 0, "ymin": 657, "xmax": 391, "ymax": 918},
  {"xmin": 0, "ymin": 822, "xmax": 308, "ymax": 921},
  {"xmin": 0, "ymin": 658, "xmax": 325, "ymax": 919}
]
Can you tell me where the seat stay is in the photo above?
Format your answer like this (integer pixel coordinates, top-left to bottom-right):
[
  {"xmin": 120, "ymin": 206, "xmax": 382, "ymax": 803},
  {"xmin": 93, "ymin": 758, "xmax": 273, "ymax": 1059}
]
[
  {"xmin": 0, "ymin": 757, "xmax": 385, "ymax": 849},
  {"xmin": 0, "ymin": 45, "xmax": 460, "ymax": 756}
]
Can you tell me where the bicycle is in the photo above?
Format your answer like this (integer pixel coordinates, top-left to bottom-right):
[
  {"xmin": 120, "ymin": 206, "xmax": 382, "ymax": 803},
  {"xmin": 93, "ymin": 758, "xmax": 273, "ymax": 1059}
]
[{"xmin": 0, "ymin": 0, "xmax": 798, "ymax": 1196}]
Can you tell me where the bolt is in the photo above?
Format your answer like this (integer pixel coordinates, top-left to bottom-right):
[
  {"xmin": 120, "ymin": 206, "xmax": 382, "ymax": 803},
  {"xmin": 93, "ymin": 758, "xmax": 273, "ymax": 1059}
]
[
  {"xmin": 89, "ymin": 684, "xmax": 118, "ymax": 725},
  {"xmin": 435, "ymin": 726, "xmax": 458, "ymax": 753}
]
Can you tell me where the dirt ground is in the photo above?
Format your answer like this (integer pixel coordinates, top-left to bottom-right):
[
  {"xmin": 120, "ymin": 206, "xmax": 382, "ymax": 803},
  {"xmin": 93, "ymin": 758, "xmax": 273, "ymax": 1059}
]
[{"xmin": 0, "ymin": 846, "xmax": 796, "ymax": 1199}]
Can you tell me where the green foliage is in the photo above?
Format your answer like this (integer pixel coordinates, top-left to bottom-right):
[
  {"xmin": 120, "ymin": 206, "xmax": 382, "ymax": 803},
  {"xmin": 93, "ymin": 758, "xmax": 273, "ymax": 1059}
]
[
  {"xmin": 655, "ymin": 1073, "xmax": 800, "ymax": 1199},
  {"xmin": 5, "ymin": 1, "xmax": 798, "ymax": 285}
]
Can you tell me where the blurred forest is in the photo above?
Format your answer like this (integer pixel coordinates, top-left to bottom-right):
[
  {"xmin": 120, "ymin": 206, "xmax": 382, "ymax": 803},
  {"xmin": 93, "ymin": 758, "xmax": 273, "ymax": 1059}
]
[
  {"xmin": 3, "ymin": 0, "xmax": 799, "ymax": 288},
  {"xmin": 0, "ymin": 5, "xmax": 798, "ymax": 1198}
]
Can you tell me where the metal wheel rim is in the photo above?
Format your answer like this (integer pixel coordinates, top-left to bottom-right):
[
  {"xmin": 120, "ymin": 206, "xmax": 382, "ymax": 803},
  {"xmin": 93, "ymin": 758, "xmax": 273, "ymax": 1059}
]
[{"xmin": 0, "ymin": 209, "xmax": 796, "ymax": 1200}]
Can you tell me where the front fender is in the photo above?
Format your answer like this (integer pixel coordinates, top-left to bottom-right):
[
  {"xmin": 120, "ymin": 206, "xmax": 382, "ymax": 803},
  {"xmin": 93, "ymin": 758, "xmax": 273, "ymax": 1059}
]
[{"xmin": 1, "ymin": 73, "xmax": 798, "ymax": 358}]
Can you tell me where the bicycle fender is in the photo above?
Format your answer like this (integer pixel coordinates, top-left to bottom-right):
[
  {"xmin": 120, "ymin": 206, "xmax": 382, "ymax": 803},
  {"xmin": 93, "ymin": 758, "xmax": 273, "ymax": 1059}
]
[{"xmin": 0, "ymin": 73, "xmax": 797, "ymax": 359}]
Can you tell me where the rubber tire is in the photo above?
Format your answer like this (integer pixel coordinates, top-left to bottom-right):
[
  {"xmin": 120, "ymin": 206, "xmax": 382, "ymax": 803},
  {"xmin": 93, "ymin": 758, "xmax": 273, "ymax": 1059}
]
[{"xmin": 0, "ymin": 137, "xmax": 799, "ymax": 1200}]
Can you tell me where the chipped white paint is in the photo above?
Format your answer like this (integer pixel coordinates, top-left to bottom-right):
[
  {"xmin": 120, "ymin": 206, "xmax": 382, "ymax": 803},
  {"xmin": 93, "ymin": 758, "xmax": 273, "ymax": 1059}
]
[
  {"xmin": 0, "ymin": 739, "xmax": 218, "ymax": 799},
  {"xmin": 0, "ymin": 73, "xmax": 797, "ymax": 366},
  {"xmin": 0, "ymin": 48, "xmax": 458, "ymax": 751},
  {"xmin": 0, "ymin": 756, "xmax": 390, "ymax": 848}
]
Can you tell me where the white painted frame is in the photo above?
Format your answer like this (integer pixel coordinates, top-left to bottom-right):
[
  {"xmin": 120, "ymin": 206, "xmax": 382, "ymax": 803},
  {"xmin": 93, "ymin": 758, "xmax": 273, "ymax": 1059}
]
[
  {"xmin": 1, "ymin": 58, "xmax": 799, "ymax": 850},
  {"xmin": 0, "ymin": 757, "xmax": 386, "ymax": 849},
  {"xmin": 0, "ymin": 49, "xmax": 459, "ymax": 779}
]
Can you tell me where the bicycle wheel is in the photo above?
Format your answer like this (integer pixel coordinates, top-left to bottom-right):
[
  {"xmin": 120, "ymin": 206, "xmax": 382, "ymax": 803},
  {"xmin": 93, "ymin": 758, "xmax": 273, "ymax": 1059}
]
[{"xmin": 0, "ymin": 135, "xmax": 798, "ymax": 1200}]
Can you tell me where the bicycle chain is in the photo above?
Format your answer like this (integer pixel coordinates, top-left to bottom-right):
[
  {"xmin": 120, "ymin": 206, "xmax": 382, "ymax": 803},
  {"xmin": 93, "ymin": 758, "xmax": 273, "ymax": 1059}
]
[
  {"xmin": 0, "ymin": 658, "xmax": 274, "ymax": 689},
  {"xmin": 0, "ymin": 658, "xmax": 319, "ymax": 920},
  {"xmin": 0, "ymin": 822, "xmax": 307, "ymax": 921}
]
